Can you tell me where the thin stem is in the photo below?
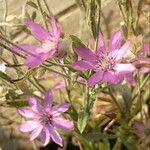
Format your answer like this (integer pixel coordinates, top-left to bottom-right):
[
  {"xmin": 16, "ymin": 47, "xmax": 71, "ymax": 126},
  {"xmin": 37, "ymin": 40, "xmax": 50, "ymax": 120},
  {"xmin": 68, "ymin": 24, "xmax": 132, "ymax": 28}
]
[
  {"xmin": 42, "ymin": 64, "xmax": 71, "ymax": 79},
  {"xmin": 43, "ymin": 0, "xmax": 52, "ymax": 15},
  {"xmin": 135, "ymin": 0, "xmax": 143, "ymax": 30},
  {"xmin": 0, "ymin": 42, "xmax": 25, "ymax": 58},
  {"xmin": 0, "ymin": 34, "xmax": 38, "ymax": 58},
  {"xmin": 137, "ymin": 72, "xmax": 143, "ymax": 119},
  {"xmin": 3, "ymin": 0, "xmax": 8, "ymax": 35},
  {"xmin": 117, "ymin": 0, "xmax": 127, "ymax": 24},
  {"xmin": 36, "ymin": 0, "xmax": 49, "ymax": 29},
  {"xmin": 28, "ymin": 78, "xmax": 45, "ymax": 94},
  {"xmin": 132, "ymin": 74, "xmax": 150, "ymax": 101},
  {"xmin": 32, "ymin": 75, "xmax": 46, "ymax": 93},
  {"xmin": 109, "ymin": 87, "xmax": 122, "ymax": 114},
  {"xmin": 95, "ymin": 0, "xmax": 102, "ymax": 50}
]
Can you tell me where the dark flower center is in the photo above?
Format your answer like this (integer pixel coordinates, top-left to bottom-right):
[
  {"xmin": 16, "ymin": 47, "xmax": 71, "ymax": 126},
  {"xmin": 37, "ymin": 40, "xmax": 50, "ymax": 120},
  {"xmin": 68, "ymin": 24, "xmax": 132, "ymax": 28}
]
[
  {"xmin": 96, "ymin": 54, "xmax": 115, "ymax": 71},
  {"xmin": 40, "ymin": 112, "xmax": 53, "ymax": 125}
]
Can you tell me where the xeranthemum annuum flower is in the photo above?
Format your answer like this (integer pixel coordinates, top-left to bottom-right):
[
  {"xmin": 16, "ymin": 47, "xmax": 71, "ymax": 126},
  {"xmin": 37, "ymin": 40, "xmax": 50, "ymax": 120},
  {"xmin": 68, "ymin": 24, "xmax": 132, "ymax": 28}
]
[
  {"xmin": 12, "ymin": 16, "xmax": 61, "ymax": 68},
  {"xmin": 18, "ymin": 90, "xmax": 74, "ymax": 146},
  {"xmin": 72, "ymin": 31, "xmax": 136, "ymax": 86}
]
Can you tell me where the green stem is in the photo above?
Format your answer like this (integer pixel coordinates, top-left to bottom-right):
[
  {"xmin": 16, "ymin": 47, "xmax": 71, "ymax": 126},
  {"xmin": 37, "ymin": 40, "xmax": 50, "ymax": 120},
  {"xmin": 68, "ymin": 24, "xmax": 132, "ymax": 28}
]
[
  {"xmin": 109, "ymin": 87, "xmax": 122, "ymax": 114},
  {"xmin": 36, "ymin": 0, "xmax": 49, "ymax": 29},
  {"xmin": 132, "ymin": 74, "xmax": 150, "ymax": 101},
  {"xmin": 95, "ymin": 0, "xmax": 102, "ymax": 50},
  {"xmin": 43, "ymin": 0, "xmax": 52, "ymax": 15},
  {"xmin": 32, "ymin": 75, "xmax": 46, "ymax": 93}
]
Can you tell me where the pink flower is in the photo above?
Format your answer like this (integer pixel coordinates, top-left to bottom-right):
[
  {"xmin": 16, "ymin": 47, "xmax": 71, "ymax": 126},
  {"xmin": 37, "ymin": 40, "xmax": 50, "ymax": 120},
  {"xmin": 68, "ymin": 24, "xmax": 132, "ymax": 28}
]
[
  {"xmin": 12, "ymin": 16, "xmax": 61, "ymax": 68},
  {"xmin": 18, "ymin": 90, "xmax": 74, "ymax": 146},
  {"xmin": 72, "ymin": 31, "xmax": 135, "ymax": 86},
  {"xmin": 138, "ymin": 43, "xmax": 150, "ymax": 73}
]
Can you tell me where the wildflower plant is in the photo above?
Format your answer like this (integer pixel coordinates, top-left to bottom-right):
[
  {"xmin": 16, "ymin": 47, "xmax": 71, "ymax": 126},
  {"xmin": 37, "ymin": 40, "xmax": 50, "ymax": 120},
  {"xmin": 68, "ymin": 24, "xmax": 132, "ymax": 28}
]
[{"xmin": 0, "ymin": 0, "xmax": 149, "ymax": 150}]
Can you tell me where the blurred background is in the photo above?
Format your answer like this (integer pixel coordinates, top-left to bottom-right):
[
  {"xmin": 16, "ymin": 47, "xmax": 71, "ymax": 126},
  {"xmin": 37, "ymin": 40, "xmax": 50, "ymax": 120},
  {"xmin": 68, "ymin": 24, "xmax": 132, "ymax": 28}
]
[{"xmin": 0, "ymin": 0, "xmax": 149, "ymax": 149}]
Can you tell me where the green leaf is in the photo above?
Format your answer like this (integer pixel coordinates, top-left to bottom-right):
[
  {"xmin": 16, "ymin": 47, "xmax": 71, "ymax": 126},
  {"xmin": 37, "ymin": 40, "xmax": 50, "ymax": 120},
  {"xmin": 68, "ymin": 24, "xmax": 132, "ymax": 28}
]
[
  {"xmin": 70, "ymin": 35, "xmax": 86, "ymax": 49},
  {"xmin": 32, "ymin": 11, "xmax": 37, "ymax": 20},
  {"xmin": 115, "ymin": 85, "xmax": 132, "ymax": 111},
  {"xmin": 74, "ymin": 132, "xmax": 93, "ymax": 150},
  {"xmin": 83, "ymin": 132, "xmax": 116, "ymax": 141},
  {"xmin": 26, "ymin": 1, "xmax": 38, "ymax": 9},
  {"xmin": 0, "ymin": 71, "xmax": 12, "ymax": 83},
  {"xmin": 103, "ymin": 138, "xmax": 111, "ymax": 150},
  {"xmin": 12, "ymin": 68, "xmax": 37, "ymax": 83},
  {"xmin": 77, "ymin": 111, "xmax": 89, "ymax": 133},
  {"xmin": 7, "ymin": 100, "xmax": 28, "ymax": 107},
  {"xmin": 90, "ymin": 0, "xmax": 97, "ymax": 39}
]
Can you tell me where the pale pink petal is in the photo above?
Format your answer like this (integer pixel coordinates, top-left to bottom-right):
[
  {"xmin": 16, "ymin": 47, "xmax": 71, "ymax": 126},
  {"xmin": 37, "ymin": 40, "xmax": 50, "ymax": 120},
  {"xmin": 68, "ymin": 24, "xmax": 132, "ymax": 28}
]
[
  {"xmin": 11, "ymin": 44, "xmax": 41, "ymax": 56},
  {"xmin": 103, "ymin": 71, "xmax": 123, "ymax": 84},
  {"xmin": 25, "ymin": 52, "xmax": 52, "ymax": 68},
  {"xmin": 48, "ymin": 125, "xmax": 63, "ymax": 146},
  {"xmin": 109, "ymin": 31, "xmax": 122, "ymax": 51},
  {"xmin": 28, "ymin": 97, "xmax": 42, "ymax": 113},
  {"xmin": 52, "ymin": 80, "xmax": 65, "ymax": 90},
  {"xmin": 51, "ymin": 103, "xmax": 70, "ymax": 117},
  {"xmin": 96, "ymin": 33, "xmax": 105, "ymax": 56},
  {"xmin": 125, "ymin": 73, "xmax": 136, "ymax": 86},
  {"xmin": 18, "ymin": 108, "xmax": 34, "ymax": 118},
  {"xmin": 30, "ymin": 126, "xmax": 43, "ymax": 141},
  {"xmin": 51, "ymin": 16, "xmax": 61, "ymax": 39},
  {"xmin": 40, "ymin": 128, "xmax": 50, "ymax": 146},
  {"xmin": 44, "ymin": 90, "xmax": 53, "ymax": 108},
  {"xmin": 75, "ymin": 48, "xmax": 97, "ymax": 62},
  {"xmin": 139, "ymin": 67, "xmax": 150, "ymax": 73},
  {"xmin": 144, "ymin": 43, "xmax": 150, "ymax": 55},
  {"xmin": 87, "ymin": 71, "xmax": 104, "ymax": 87},
  {"xmin": 53, "ymin": 118, "xmax": 74, "ymax": 131},
  {"xmin": 24, "ymin": 18, "xmax": 50, "ymax": 42},
  {"xmin": 114, "ymin": 40, "xmax": 131, "ymax": 61},
  {"xmin": 77, "ymin": 77, "xmax": 86, "ymax": 84},
  {"xmin": 20, "ymin": 121, "xmax": 40, "ymax": 132},
  {"xmin": 71, "ymin": 60, "xmax": 95, "ymax": 71},
  {"xmin": 25, "ymin": 56, "xmax": 43, "ymax": 68},
  {"xmin": 114, "ymin": 64, "xmax": 135, "ymax": 74}
]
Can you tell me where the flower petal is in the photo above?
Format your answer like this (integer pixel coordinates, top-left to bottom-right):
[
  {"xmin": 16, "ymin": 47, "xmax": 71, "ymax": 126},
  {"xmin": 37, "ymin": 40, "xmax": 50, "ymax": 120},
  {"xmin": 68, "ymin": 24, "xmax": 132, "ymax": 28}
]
[
  {"xmin": 71, "ymin": 60, "xmax": 95, "ymax": 71},
  {"xmin": 109, "ymin": 31, "xmax": 122, "ymax": 51},
  {"xmin": 139, "ymin": 67, "xmax": 150, "ymax": 73},
  {"xmin": 144, "ymin": 43, "xmax": 150, "ymax": 55},
  {"xmin": 40, "ymin": 128, "xmax": 50, "ymax": 146},
  {"xmin": 25, "ymin": 51, "xmax": 56, "ymax": 68},
  {"xmin": 25, "ymin": 56, "xmax": 43, "ymax": 68},
  {"xmin": 53, "ymin": 118, "xmax": 74, "ymax": 131},
  {"xmin": 75, "ymin": 48, "xmax": 97, "ymax": 62},
  {"xmin": 44, "ymin": 90, "xmax": 53, "ymax": 108},
  {"xmin": 96, "ymin": 33, "xmax": 106, "ymax": 56},
  {"xmin": 114, "ymin": 40, "xmax": 131, "ymax": 61},
  {"xmin": 20, "ymin": 121, "xmax": 40, "ymax": 132},
  {"xmin": 51, "ymin": 103, "xmax": 70, "ymax": 117},
  {"xmin": 30, "ymin": 126, "xmax": 43, "ymax": 141},
  {"xmin": 48, "ymin": 125, "xmax": 63, "ymax": 146},
  {"xmin": 24, "ymin": 18, "xmax": 50, "ymax": 42},
  {"xmin": 50, "ymin": 16, "xmax": 61, "ymax": 39},
  {"xmin": 87, "ymin": 71, "xmax": 104, "ymax": 87},
  {"xmin": 103, "ymin": 71, "xmax": 123, "ymax": 84},
  {"xmin": 28, "ymin": 97, "xmax": 42, "ymax": 113},
  {"xmin": 125, "ymin": 73, "xmax": 136, "ymax": 86},
  {"xmin": 114, "ymin": 64, "xmax": 135, "ymax": 74},
  {"xmin": 11, "ymin": 44, "xmax": 42, "ymax": 55},
  {"xmin": 18, "ymin": 108, "xmax": 34, "ymax": 118}
]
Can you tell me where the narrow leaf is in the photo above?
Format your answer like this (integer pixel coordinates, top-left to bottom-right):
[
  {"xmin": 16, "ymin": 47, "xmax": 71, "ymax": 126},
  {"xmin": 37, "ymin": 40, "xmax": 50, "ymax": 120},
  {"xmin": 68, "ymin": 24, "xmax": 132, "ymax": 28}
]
[
  {"xmin": 70, "ymin": 35, "xmax": 86, "ymax": 49},
  {"xmin": 0, "ymin": 71, "xmax": 12, "ymax": 83},
  {"xmin": 77, "ymin": 111, "xmax": 89, "ymax": 133}
]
